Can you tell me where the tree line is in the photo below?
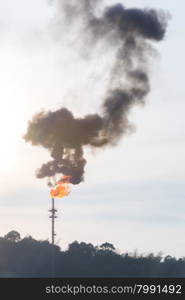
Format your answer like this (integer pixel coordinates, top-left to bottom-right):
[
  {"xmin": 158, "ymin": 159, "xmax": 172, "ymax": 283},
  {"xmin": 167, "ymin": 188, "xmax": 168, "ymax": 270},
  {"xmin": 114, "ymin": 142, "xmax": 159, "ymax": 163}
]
[{"xmin": 0, "ymin": 231, "xmax": 184, "ymax": 277}]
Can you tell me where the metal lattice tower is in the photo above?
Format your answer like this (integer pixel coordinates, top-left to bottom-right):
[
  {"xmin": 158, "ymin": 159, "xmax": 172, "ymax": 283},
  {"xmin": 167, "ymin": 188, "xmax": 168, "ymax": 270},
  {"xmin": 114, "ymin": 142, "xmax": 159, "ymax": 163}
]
[
  {"xmin": 49, "ymin": 198, "xmax": 57, "ymax": 277},
  {"xmin": 49, "ymin": 198, "xmax": 57, "ymax": 245}
]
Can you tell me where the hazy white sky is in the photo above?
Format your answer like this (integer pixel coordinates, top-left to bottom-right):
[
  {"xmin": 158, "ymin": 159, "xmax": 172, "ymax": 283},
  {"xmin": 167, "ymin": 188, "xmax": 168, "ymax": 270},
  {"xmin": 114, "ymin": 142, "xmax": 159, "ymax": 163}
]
[{"xmin": 0, "ymin": 0, "xmax": 185, "ymax": 257}]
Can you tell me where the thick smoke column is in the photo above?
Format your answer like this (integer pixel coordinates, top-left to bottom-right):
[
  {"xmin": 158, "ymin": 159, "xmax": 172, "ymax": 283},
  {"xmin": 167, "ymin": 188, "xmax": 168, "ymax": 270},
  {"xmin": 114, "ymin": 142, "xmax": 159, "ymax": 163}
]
[{"xmin": 24, "ymin": 0, "xmax": 168, "ymax": 185}]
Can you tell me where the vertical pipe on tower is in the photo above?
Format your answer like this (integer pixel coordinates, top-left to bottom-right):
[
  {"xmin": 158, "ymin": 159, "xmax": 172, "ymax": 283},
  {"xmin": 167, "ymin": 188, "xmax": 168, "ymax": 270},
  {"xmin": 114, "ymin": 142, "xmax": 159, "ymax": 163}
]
[
  {"xmin": 49, "ymin": 197, "xmax": 57, "ymax": 277},
  {"xmin": 52, "ymin": 197, "xmax": 55, "ymax": 245}
]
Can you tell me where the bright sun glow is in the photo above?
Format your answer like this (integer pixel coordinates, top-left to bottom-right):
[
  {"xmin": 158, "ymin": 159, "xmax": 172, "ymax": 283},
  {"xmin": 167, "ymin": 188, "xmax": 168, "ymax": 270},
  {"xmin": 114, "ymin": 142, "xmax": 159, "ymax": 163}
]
[
  {"xmin": 0, "ymin": 86, "xmax": 25, "ymax": 172},
  {"xmin": 0, "ymin": 116, "xmax": 21, "ymax": 171}
]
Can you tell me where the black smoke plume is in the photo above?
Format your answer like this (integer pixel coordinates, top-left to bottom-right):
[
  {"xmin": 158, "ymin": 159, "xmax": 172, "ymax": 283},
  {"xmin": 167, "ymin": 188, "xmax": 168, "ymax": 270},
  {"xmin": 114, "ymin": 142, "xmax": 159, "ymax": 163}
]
[{"xmin": 24, "ymin": 0, "xmax": 168, "ymax": 185}]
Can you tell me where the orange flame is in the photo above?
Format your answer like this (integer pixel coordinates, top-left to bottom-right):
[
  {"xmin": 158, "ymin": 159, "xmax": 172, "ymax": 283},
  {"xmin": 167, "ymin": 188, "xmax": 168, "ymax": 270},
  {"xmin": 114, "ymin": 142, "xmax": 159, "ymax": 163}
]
[{"xmin": 50, "ymin": 175, "xmax": 71, "ymax": 198}]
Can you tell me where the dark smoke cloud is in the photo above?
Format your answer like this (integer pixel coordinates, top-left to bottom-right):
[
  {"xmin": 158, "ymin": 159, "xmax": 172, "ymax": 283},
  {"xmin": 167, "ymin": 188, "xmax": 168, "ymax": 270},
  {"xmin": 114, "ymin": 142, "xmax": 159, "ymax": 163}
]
[{"xmin": 24, "ymin": 0, "xmax": 168, "ymax": 185}]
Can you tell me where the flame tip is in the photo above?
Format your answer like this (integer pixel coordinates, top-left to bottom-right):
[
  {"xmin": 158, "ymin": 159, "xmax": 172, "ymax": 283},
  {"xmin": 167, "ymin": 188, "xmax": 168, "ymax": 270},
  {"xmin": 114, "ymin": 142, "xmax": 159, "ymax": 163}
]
[{"xmin": 50, "ymin": 175, "xmax": 71, "ymax": 198}]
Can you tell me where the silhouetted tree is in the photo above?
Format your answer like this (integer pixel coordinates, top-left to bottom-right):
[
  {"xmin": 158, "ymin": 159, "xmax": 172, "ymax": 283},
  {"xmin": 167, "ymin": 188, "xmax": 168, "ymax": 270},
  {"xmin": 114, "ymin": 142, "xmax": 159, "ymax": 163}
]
[
  {"xmin": 4, "ymin": 231, "xmax": 21, "ymax": 243},
  {"xmin": 100, "ymin": 243, "xmax": 115, "ymax": 251}
]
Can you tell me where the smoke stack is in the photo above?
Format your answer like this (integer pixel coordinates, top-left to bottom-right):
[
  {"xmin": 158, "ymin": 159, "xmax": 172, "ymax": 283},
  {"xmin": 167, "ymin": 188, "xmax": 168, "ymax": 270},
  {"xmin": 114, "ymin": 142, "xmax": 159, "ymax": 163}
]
[{"xmin": 24, "ymin": 1, "xmax": 168, "ymax": 185}]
